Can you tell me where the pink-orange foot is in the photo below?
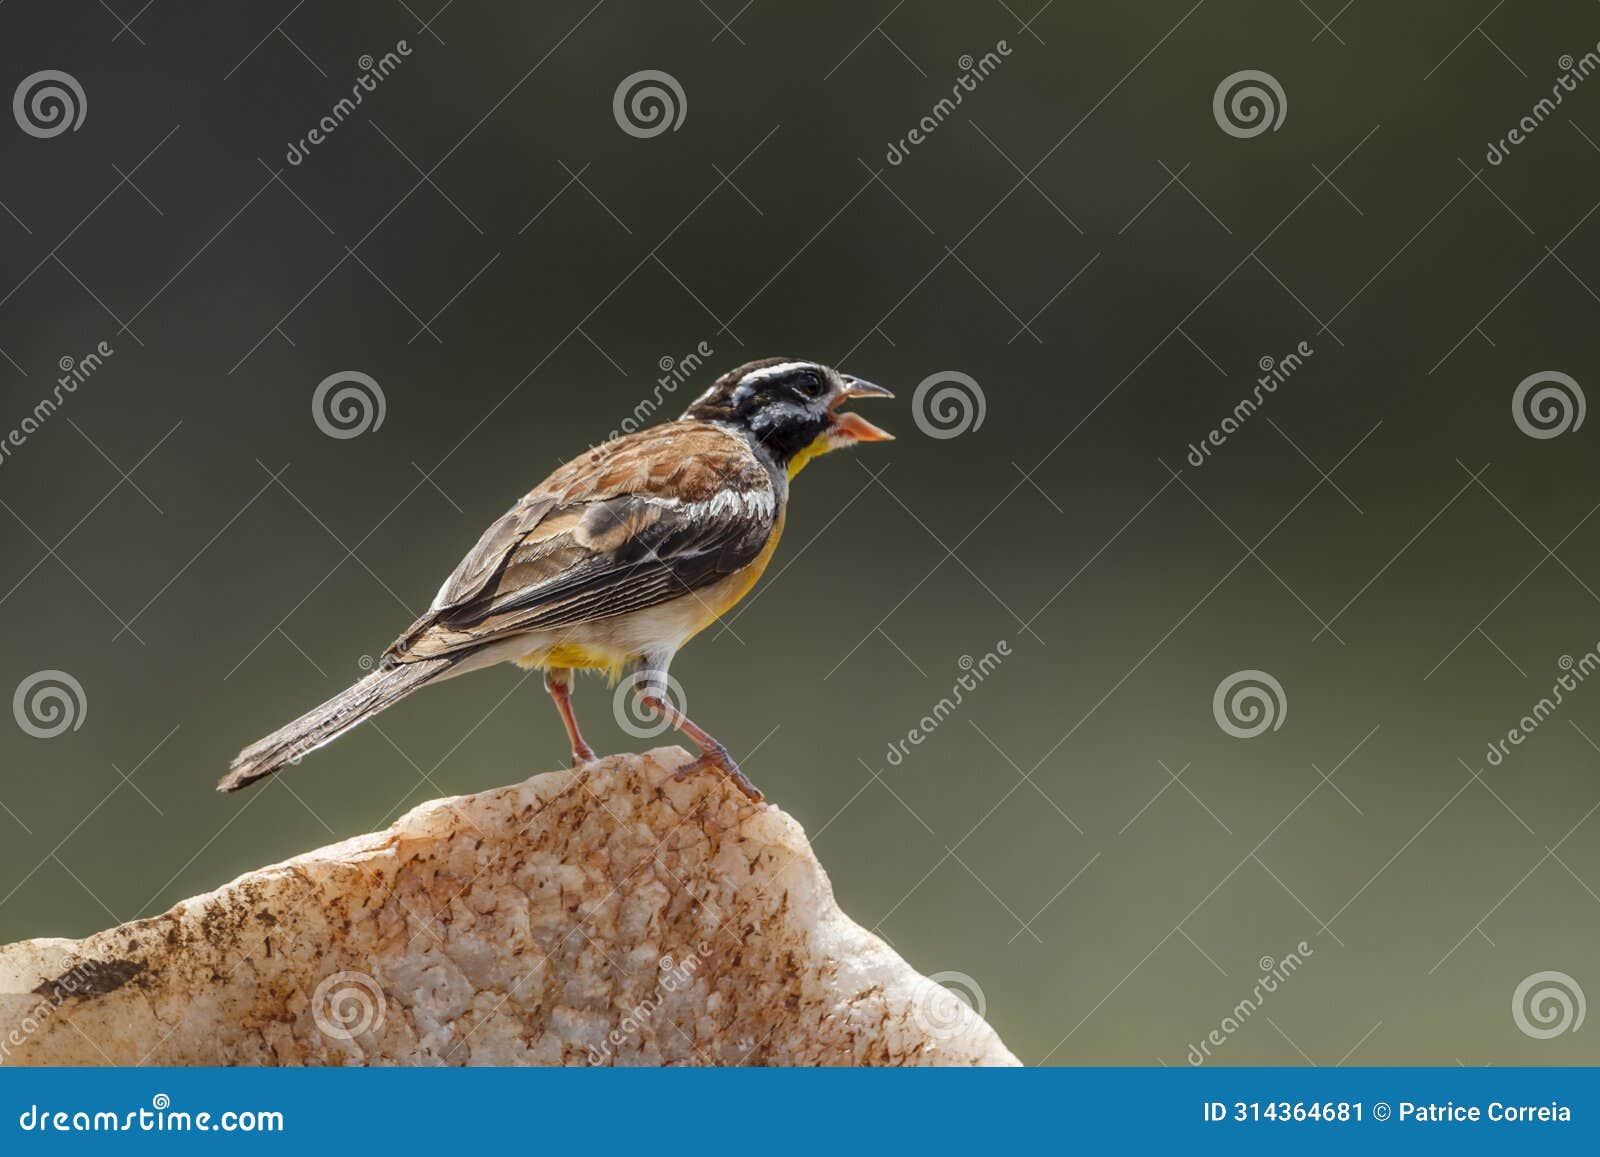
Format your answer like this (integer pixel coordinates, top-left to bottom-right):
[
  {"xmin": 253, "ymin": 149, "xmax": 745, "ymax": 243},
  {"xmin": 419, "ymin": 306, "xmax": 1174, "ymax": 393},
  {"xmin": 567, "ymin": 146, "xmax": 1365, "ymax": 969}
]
[
  {"xmin": 673, "ymin": 744, "xmax": 764, "ymax": 803},
  {"xmin": 639, "ymin": 693, "xmax": 764, "ymax": 803}
]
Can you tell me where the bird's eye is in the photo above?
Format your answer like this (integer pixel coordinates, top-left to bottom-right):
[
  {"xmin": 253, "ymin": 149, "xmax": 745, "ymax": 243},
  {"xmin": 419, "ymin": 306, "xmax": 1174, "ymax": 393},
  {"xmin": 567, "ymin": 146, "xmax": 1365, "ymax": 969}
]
[{"xmin": 795, "ymin": 371, "xmax": 827, "ymax": 398}]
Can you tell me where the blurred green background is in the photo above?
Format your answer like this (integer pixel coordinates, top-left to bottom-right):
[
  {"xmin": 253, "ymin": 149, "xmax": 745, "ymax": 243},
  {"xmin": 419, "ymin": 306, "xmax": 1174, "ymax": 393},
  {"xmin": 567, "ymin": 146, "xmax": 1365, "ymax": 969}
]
[{"xmin": 2, "ymin": 1, "xmax": 1599, "ymax": 1065}]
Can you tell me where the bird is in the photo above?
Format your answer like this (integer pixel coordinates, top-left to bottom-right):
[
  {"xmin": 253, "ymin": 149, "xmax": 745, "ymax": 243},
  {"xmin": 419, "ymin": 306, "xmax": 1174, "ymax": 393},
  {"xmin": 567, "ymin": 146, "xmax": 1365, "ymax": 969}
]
[{"xmin": 218, "ymin": 358, "xmax": 894, "ymax": 804}]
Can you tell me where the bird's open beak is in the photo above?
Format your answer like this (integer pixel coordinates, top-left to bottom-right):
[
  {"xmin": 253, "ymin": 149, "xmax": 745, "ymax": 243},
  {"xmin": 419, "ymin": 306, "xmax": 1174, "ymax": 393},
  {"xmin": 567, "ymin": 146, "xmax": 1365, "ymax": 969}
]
[{"xmin": 829, "ymin": 376, "xmax": 895, "ymax": 442}]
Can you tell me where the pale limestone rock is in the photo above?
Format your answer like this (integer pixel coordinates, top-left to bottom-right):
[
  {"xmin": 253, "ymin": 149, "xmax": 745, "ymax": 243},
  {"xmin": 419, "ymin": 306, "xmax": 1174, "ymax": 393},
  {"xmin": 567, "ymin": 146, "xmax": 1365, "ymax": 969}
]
[{"xmin": 0, "ymin": 748, "xmax": 1017, "ymax": 1066}]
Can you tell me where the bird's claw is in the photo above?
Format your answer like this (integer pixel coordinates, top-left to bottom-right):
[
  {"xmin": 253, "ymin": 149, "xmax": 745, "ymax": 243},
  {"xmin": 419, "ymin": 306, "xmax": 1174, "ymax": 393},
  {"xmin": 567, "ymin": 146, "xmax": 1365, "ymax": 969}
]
[{"xmin": 674, "ymin": 747, "xmax": 764, "ymax": 803}]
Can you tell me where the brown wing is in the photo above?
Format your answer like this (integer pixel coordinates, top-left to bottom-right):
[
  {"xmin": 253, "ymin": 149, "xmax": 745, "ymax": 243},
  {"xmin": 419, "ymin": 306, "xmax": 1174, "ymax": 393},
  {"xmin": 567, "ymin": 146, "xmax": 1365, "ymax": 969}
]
[{"xmin": 385, "ymin": 422, "xmax": 775, "ymax": 663}]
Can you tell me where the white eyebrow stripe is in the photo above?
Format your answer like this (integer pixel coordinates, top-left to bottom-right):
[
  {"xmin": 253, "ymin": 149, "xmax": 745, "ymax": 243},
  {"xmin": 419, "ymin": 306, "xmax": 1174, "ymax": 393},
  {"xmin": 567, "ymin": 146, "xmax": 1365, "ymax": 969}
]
[{"xmin": 738, "ymin": 361, "xmax": 820, "ymax": 387}]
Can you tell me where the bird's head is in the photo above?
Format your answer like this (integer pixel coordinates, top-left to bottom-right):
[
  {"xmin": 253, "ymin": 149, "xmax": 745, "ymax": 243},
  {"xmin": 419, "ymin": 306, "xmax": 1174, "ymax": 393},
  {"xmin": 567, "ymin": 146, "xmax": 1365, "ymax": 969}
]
[{"xmin": 682, "ymin": 358, "xmax": 893, "ymax": 477}]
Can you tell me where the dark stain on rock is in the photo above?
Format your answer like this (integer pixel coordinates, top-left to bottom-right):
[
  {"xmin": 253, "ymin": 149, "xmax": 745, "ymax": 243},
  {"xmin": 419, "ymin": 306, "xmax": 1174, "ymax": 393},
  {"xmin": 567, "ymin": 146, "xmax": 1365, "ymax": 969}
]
[{"xmin": 33, "ymin": 957, "xmax": 147, "ymax": 1001}]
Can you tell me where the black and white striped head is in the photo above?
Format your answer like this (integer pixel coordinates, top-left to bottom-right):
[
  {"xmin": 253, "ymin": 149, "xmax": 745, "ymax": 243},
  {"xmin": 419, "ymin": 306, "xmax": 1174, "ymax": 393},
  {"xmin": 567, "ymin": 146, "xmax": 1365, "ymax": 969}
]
[{"xmin": 683, "ymin": 358, "xmax": 893, "ymax": 474}]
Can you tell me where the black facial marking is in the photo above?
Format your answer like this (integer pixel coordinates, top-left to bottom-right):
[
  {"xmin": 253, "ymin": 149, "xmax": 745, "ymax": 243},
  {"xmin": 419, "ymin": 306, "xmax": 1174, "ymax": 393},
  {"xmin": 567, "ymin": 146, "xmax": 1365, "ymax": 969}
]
[
  {"xmin": 792, "ymin": 368, "xmax": 827, "ymax": 398},
  {"xmin": 684, "ymin": 359, "xmax": 833, "ymax": 465}
]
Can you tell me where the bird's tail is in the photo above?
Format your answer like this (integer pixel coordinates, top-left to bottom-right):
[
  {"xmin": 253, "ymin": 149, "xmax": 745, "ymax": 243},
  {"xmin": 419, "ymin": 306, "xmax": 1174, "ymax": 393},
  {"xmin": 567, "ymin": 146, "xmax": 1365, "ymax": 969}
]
[{"xmin": 218, "ymin": 657, "xmax": 455, "ymax": 793}]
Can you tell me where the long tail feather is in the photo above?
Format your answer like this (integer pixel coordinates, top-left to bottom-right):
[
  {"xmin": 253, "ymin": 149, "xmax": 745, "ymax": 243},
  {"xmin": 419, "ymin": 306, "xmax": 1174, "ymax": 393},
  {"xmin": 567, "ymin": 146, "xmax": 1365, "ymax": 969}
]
[{"xmin": 218, "ymin": 658, "xmax": 454, "ymax": 793}]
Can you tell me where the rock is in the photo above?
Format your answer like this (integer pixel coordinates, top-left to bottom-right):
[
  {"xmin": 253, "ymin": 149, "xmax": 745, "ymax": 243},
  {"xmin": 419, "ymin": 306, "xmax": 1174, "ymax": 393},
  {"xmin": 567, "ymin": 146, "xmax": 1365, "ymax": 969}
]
[{"xmin": 0, "ymin": 748, "xmax": 1017, "ymax": 1066}]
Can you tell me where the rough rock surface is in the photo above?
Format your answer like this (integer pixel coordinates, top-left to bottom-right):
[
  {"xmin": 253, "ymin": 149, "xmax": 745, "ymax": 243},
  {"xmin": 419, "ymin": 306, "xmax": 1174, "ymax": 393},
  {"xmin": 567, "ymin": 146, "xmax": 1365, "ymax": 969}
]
[{"xmin": 0, "ymin": 748, "xmax": 1017, "ymax": 1066}]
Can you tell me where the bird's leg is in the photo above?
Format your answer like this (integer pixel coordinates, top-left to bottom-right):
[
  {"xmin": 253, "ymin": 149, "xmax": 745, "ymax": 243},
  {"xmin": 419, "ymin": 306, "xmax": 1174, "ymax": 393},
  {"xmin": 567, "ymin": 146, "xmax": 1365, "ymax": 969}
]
[
  {"xmin": 544, "ymin": 668, "xmax": 596, "ymax": 765},
  {"xmin": 638, "ymin": 693, "xmax": 763, "ymax": 803}
]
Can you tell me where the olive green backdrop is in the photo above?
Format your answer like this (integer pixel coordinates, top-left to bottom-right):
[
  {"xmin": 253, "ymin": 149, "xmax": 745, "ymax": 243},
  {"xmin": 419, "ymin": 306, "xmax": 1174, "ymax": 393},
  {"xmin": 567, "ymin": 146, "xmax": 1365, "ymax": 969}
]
[{"xmin": 2, "ymin": 0, "xmax": 1599, "ymax": 1065}]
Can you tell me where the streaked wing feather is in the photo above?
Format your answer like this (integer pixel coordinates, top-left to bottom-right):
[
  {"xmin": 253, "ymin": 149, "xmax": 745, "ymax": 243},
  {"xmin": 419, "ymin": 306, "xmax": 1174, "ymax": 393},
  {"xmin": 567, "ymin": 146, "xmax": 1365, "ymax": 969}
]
[
  {"xmin": 386, "ymin": 422, "xmax": 774, "ymax": 663},
  {"xmin": 430, "ymin": 496, "xmax": 557, "ymax": 611}
]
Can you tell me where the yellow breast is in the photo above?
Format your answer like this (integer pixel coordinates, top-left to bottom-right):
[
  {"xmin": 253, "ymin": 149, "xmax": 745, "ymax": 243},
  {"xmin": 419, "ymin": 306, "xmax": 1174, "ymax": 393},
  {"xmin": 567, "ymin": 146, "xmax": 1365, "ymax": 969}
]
[
  {"xmin": 518, "ymin": 505, "xmax": 787, "ymax": 673},
  {"xmin": 683, "ymin": 506, "xmax": 786, "ymax": 641},
  {"xmin": 537, "ymin": 642, "xmax": 623, "ymax": 670}
]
